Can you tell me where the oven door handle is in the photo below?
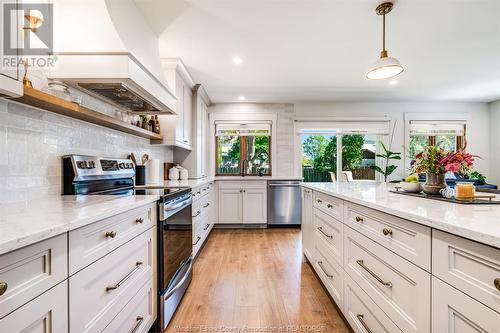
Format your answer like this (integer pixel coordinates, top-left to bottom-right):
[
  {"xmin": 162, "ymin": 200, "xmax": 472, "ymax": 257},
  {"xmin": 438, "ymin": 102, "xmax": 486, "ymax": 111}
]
[
  {"xmin": 164, "ymin": 259, "xmax": 193, "ymax": 300},
  {"xmin": 163, "ymin": 197, "xmax": 192, "ymax": 211}
]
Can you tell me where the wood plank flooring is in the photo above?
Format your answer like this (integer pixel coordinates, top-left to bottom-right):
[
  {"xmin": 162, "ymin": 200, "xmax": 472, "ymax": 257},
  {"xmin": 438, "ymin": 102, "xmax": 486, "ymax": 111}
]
[{"xmin": 165, "ymin": 229, "xmax": 350, "ymax": 333}]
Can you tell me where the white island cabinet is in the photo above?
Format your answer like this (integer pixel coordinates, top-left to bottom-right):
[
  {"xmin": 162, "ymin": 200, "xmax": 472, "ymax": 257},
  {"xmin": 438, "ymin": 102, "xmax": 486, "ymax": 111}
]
[
  {"xmin": 301, "ymin": 182, "xmax": 500, "ymax": 333},
  {"xmin": 0, "ymin": 200, "xmax": 158, "ymax": 333}
]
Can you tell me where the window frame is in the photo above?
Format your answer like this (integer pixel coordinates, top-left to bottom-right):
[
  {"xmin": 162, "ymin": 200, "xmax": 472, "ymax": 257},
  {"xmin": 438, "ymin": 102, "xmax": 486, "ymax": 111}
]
[{"xmin": 215, "ymin": 134, "xmax": 272, "ymax": 176}]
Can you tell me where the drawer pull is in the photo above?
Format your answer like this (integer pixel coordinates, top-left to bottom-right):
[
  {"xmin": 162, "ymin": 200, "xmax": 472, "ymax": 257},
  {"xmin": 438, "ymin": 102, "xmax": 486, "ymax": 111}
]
[
  {"xmin": 130, "ymin": 316, "xmax": 144, "ymax": 333},
  {"xmin": 135, "ymin": 218, "xmax": 144, "ymax": 224},
  {"xmin": 193, "ymin": 236, "xmax": 201, "ymax": 246},
  {"xmin": 355, "ymin": 216, "xmax": 364, "ymax": 223},
  {"xmin": 494, "ymin": 278, "xmax": 500, "ymax": 291},
  {"xmin": 327, "ymin": 204, "xmax": 334, "ymax": 208},
  {"xmin": 203, "ymin": 203, "xmax": 210, "ymax": 208},
  {"xmin": 382, "ymin": 228, "xmax": 393, "ymax": 236},
  {"xmin": 317, "ymin": 226, "xmax": 333, "ymax": 239},
  {"xmin": 356, "ymin": 259, "xmax": 392, "ymax": 288},
  {"xmin": 106, "ymin": 261, "xmax": 143, "ymax": 292},
  {"xmin": 317, "ymin": 261, "xmax": 333, "ymax": 278},
  {"xmin": 0, "ymin": 282, "xmax": 7, "ymax": 296},
  {"xmin": 317, "ymin": 199, "xmax": 323, "ymax": 203},
  {"xmin": 356, "ymin": 314, "xmax": 373, "ymax": 333},
  {"xmin": 192, "ymin": 211, "xmax": 201, "ymax": 218},
  {"xmin": 105, "ymin": 231, "xmax": 117, "ymax": 238},
  {"xmin": 203, "ymin": 224, "xmax": 210, "ymax": 231}
]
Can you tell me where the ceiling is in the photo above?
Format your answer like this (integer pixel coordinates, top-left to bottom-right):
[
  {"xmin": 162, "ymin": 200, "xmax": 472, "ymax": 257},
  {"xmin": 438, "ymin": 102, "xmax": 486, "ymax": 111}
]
[{"xmin": 134, "ymin": 0, "xmax": 500, "ymax": 104}]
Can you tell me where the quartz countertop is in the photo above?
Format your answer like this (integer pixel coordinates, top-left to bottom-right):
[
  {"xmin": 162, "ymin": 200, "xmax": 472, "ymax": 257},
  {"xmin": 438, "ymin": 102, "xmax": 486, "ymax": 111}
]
[
  {"xmin": 156, "ymin": 176, "xmax": 303, "ymax": 189},
  {"xmin": 0, "ymin": 194, "xmax": 159, "ymax": 256},
  {"xmin": 302, "ymin": 182, "xmax": 500, "ymax": 248}
]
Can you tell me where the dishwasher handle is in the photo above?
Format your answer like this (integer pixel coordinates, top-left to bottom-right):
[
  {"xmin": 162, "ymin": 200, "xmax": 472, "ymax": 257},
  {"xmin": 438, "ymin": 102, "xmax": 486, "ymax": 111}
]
[{"xmin": 268, "ymin": 184, "xmax": 301, "ymax": 187}]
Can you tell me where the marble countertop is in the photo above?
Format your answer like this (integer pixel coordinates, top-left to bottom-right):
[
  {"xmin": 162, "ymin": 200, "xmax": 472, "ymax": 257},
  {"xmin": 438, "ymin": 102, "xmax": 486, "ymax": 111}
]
[
  {"xmin": 154, "ymin": 176, "xmax": 303, "ymax": 189},
  {"xmin": 0, "ymin": 195, "xmax": 159, "ymax": 256},
  {"xmin": 303, "ymin": 182, "xmax": 500, "ymax": 248}
]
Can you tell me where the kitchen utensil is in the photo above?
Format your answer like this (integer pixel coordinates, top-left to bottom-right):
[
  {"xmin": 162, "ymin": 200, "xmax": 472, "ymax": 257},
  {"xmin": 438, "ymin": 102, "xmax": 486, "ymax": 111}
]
[
  {"xmin": 141, "ymin": 154, "xmax": 149, "ymax": 166},
  {"xmin": 130, "ymin": 153, "xmax": 137, "ymax": 166}
]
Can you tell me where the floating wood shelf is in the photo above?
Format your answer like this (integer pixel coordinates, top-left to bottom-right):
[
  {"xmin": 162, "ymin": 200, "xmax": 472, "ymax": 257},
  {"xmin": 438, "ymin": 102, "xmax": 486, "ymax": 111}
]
[{"xmin": 10, "ymin": 86, "xmax": 163, "ymax": 140}]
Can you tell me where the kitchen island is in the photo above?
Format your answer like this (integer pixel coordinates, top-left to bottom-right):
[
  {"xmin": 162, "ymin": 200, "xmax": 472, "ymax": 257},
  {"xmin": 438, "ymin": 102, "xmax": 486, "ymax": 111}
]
[{"xmin": 301, "ymin": 181, "xmax": 499, "ymax": 333}]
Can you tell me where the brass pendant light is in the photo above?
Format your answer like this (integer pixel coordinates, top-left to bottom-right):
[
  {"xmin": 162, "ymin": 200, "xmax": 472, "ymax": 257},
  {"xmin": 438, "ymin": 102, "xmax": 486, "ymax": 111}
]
[{"xmin": 367, "ymin": 2, "xmax": 404, "ymax": 80}]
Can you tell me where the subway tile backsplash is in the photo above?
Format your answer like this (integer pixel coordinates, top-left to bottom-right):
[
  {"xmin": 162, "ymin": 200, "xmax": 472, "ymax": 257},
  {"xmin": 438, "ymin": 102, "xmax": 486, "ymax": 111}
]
[{"xmin": 0, "ymin": 98, "xmax": 172, "ymax": 204}]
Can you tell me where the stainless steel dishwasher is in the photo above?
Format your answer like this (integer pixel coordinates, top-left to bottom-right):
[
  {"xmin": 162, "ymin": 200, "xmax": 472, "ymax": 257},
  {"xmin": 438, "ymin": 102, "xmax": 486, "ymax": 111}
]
[{"xmin": 267, "ymin": 180, "xmax": 302, "ymax": 226}]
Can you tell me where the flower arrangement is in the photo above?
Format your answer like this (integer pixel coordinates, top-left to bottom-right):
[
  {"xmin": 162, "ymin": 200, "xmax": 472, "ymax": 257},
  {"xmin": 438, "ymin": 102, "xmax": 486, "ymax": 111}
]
[{"xmin": 410, "ymin": 146, "xmax": 477, "ymax": 176}]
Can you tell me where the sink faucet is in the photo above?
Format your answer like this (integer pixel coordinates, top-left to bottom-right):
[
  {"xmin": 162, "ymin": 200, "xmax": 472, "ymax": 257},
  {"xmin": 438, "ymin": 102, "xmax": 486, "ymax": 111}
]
[{"xmin": 241, "ymin": 159, "xmax": 248, "ymax": 176}]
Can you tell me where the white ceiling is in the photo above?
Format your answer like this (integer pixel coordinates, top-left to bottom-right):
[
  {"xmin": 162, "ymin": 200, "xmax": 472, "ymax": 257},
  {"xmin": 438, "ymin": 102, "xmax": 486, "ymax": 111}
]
[{"xmin": 134, "ymin": 0, "xmax": 500, "ymax": 103}]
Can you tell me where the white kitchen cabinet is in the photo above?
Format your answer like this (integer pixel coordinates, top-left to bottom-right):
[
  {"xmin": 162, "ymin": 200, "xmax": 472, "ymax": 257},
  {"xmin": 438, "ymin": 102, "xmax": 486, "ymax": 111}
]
[
  {"xmin": 175, "ymin": 84, "xmax": 211, "ymax": 178},
  {"xmin": 218, "ymin": 188, "xmax": 243, "ymax": 224},
  {"xmin": 0, "ymin": 0, "xmax": 22, "ymax": 97},
  {"xmin": 0, "ymin": 281, "xmax": 68, "ymax": 333},
  {"xmin": 432, "ymin": 277, "xmax": 500, "ymax": 333},
  {"xmin": 302, "ymin": 188, "xmax": 314, "ymax": 261},
  {"xmin": 217, "ymin": 181, "xmax": 267, "ymax": 225},
  {"xmin": 156, "ymin": 59, "xmax": 194, "ymax": 149}
]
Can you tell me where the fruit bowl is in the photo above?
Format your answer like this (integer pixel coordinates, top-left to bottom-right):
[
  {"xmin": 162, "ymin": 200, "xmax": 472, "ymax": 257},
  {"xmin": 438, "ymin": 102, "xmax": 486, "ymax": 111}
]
[{"xmin": 400, "ymin": 181, "xmax": 423, "ymax": 193}]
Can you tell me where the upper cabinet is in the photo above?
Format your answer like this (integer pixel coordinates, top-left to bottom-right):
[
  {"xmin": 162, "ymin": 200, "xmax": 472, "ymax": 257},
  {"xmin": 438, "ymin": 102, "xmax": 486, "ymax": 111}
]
[
  {"xmin": 0, "ymin": 0, "xmax": 22, "ymax": 97},
  {"xmin": 154, "ymin": 59, "xmax": 195, "ymax": 150}
]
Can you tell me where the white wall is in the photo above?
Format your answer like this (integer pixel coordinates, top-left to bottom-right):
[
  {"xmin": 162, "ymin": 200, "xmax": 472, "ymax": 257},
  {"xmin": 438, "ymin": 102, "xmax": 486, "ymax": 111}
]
[
  {"xmin": 295, "ymin": 102, "xmax": 490, "ymax": 180},
  {"xmin": 489, "ymin": 100, "xmax": 500, "ymax": 185}
]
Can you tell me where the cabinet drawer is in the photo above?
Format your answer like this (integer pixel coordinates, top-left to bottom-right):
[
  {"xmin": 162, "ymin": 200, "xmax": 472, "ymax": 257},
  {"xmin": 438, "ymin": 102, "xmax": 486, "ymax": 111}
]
[
  {"xmin": 69, "ymin": 203, "xmax": 155, "ymax": 275},
  {"xmin": 432, "ymin": 277, "xmax": 499, "ymax": 333},
  {"xmin": 314, "ymin": 245, "xmax": 343, "ymax": 306},
  {"xmin": 314, "ymin": 208, "xmax": 343, "ymax": 266},
  {"xmin": 344, "ymin": 274, "xmax": 403, "ymax": 333},
  {"xmin": 432, "ymin": 230, "xmax": 500, "ymax": 313},
  {"xmin": 0, "ymin": 234, "xmax": 67, "ymax": 319},
  {"xmin": 103, "ymin": 277, "xmax": 155, "ymax": 333},
  {"xmin": 344, "ymin": 202, "xmax": 431, "ymax": 271},
  {"xmin": 0, "ymin": 280, "xmax": 68, "ymax": 333},
  {"xmin": 344, "ymin": 226, "xmax": 430, "ymax": 333},
  {"xmin": 313, "ymin": 192, "xmax": 343, "ymax": 222},
  {"xmin": 69, "ymin": 227, "xmax": 155, "ymax": 333}
]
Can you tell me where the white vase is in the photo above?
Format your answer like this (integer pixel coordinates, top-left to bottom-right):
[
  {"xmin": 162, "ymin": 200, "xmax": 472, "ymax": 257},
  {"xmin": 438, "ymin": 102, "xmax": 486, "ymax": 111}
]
[{"xmin": 168, "ymin": 166, "xmax": 179, "ymax": 180}]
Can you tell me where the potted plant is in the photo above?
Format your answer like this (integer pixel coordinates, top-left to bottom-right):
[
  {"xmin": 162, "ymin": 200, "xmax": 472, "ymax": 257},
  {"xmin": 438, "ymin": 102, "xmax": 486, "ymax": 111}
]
[{"xmin": 410, "ymin": 146, "xmax": 478, "ymax": 195}]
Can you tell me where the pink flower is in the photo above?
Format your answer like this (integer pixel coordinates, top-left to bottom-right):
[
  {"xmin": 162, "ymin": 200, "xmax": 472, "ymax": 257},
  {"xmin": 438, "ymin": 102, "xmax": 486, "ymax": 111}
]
[{"xmin": 445, "ymin": 162, "xmax": 461, "ymax": 173}]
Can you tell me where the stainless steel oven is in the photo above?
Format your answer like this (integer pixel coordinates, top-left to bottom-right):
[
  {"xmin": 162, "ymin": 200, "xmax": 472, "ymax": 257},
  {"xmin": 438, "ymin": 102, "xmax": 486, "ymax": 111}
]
[{"xmin": 157, "ymin": 191, "xmax": 193, "ymax": 332}]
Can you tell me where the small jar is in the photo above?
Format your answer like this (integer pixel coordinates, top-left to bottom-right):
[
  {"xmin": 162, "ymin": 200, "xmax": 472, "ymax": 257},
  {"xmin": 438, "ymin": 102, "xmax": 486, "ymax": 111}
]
[{"xmin": 455, "ymin": 182, "xmax": 475, "ymax": 201}]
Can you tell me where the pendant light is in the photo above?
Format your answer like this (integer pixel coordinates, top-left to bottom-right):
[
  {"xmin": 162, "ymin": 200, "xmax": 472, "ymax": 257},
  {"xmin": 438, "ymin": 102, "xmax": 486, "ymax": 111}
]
[{"xmin": 367, "ymin": 2, "xmax": 404, "ymax": 80}]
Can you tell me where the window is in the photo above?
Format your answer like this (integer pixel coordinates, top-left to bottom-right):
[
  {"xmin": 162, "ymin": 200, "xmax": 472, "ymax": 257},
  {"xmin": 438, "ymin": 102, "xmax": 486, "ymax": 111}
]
[
  {"xmin": 341, "ymin": 134, "xmax": 376, "ymax": 181},
  {"xmin": 216, "ymin": 123, "xmax": 271, "ymax": 175},
  {"xmin": 408, "ymin": 121, "xmax": 466, "ymax": 159}
]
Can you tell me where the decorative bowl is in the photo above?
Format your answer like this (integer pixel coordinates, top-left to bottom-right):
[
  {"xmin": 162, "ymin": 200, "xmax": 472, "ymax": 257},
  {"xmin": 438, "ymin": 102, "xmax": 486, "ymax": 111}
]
[{"xmin": 400, "ymin": 181, "xmax": 422, "ymax": 193}]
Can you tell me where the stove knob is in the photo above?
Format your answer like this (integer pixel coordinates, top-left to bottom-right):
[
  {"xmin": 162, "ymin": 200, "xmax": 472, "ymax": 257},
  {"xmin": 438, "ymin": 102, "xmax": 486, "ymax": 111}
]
[
  {"xmin": 77, "ymin": 161, "xmax": 86, "ymax": 169},
  {"xmin": 119, "ymin": 162, "xmax": 126, "ymax": 169},
  {"xmin": 89, "ymin": 161, "xmax": 96, "ymax": 169},
  {"xmin": 128, "ymin": 163, "xmax": 134, "ymax": 169}
]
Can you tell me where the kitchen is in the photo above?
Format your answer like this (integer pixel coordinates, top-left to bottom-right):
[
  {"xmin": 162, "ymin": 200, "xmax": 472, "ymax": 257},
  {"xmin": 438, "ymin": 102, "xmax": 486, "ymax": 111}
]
[{"xmin": 0, "ymin": 1, "xmax": 499, "ymax": 333}]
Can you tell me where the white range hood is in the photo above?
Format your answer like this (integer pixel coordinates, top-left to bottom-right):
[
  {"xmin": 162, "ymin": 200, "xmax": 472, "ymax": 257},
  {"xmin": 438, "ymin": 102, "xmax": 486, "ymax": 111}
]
[{"xmin": 49, "ymin": 0, "xmax": 177, "ymax": 114}]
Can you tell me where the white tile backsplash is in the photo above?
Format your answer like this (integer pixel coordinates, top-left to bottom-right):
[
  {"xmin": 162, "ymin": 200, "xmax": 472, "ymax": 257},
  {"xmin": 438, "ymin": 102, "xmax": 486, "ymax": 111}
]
[{"xmin": 0, "ymin": 98, "xmax": 173, "ymax": 203}]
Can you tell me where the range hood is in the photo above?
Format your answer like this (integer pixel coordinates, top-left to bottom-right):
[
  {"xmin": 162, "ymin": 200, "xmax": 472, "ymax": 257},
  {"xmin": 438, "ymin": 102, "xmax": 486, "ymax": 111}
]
[{"xmin": 48, "ymin": 0, "xmax": 177, "ymax": 114}]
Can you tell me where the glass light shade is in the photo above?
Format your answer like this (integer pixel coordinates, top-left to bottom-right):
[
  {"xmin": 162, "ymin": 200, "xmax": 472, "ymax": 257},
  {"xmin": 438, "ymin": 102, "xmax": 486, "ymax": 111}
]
[{"xmin": 367, "ymin": 56, "xmax": 404, "ymax": 80}]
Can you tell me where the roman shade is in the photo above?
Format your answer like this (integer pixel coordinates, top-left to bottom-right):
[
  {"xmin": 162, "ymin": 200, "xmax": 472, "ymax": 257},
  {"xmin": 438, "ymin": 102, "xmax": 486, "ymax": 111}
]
[
  {"xmin": 216, "ymin": 123, "xmax": 271, "ymax": 136},
  {"xmin": 409, "ymin": 120, "xmax": 466, "ymax": 136}
]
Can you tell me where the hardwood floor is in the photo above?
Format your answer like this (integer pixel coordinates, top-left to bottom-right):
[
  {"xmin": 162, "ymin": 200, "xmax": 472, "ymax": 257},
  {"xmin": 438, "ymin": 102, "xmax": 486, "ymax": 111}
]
[{"xmin": 165, "ymin": 229, "xmax": 350, "ymax": 333}]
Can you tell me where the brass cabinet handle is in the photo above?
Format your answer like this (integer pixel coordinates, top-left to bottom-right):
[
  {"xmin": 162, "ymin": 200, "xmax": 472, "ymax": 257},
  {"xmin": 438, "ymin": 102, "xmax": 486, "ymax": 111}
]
[
  {"xmin": 317, "ymin": 226, "xmax": 333, "ymax": 240},
  {"xmin": 355, "ymin": 216, "xmax": 364, "ymax": 223},
  {"xmin": 0, "ymin": 282, "xmax": 8, "ymax": 296},
  {"xmin": 327, "ymin": 203, "xmax": 334, "ymax": 208},
  {"xmin": 203, "ymin": 224, "xmax": 210, "ymax": 231},
  {"xmin": 193, "ymin": 236, "xmax": 201, "ymax": 246},
  {"xmin": 105, "ymin": 231, "xmax": 117, "ymax": 238},
  {"xmin": 239, "ymin": 189, "xmax": 243, "ymax": 193},
  {"xmin": 130, "ymin": 316, "xmax": 144, "ymax": 333},
  {"xmin": 197, "ymin": 191, "xmax": 201, "ymax": 194},
  {"xmin": 382, "ymin": 228, "xmax": 393, "ymax": 236},
  {"xmin": 106, "ymin": 261, "xmax": 143, "ymax": 292},
  {"xmin": 356, "ymin": 314, "xmax": 373, "ymax": 333},
  {"xmin": 135, "ymin": 218, "xmax": 144, "ymax": 224},
  {"xmin": 203, "ymin": 203, "xmax": 210, "ymax": 208},
  {"xmin": 317, "ymin": 199, "xmax": 322, "ymax": 203},
  {"xmin": 317, "ymin": 261, "xmax": 333, "ymax": 278},
  {"xmin": 356, "ymin": 259, "xmax": 392, "ymax": 288},
  {"xmin": 494, "ymin": 278, "xmax": 500, "ymax": 291},
  {"xmin": 192, "ymin": 211, "xmax": 201, "ymax": 218}
]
